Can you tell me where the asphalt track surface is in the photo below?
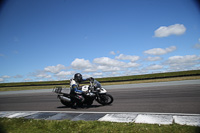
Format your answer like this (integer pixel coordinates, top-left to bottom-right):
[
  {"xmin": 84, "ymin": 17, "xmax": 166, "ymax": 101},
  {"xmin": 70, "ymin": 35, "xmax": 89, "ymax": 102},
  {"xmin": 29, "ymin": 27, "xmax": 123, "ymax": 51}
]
[{"xmin": 0, "ymin": 80, "xmax": 200, "ymax": 114}]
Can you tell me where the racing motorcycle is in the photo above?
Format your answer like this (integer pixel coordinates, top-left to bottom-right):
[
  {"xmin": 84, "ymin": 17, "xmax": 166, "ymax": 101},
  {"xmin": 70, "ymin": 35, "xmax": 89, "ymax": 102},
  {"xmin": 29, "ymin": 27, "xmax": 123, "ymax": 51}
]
[{"xmin": 53, "ymin": 79, "xmax": 114, "ymax": 107}]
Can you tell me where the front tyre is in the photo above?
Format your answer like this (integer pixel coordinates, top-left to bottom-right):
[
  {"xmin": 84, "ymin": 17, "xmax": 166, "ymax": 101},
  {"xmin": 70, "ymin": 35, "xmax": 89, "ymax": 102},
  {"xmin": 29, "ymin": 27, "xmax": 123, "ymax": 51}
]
[{"xmin": 97, "ymin": 94, "xmax": 113, "ymax": 105}]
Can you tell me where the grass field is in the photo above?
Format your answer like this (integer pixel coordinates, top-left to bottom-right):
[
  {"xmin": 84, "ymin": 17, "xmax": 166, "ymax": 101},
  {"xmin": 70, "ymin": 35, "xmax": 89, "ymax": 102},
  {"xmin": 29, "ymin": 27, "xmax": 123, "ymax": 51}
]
[
  {"xmin": 0, "ymin": 70, "xmax": 200, "ymax": 91},
  {"xmin": 0, "ymin": 118, "xmax": 199, "ymax": 133}
]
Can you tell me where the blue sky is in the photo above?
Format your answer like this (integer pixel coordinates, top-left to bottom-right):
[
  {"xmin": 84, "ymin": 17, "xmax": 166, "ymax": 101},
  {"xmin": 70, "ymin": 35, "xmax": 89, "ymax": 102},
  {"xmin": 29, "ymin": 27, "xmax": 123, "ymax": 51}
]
[{"xmin": 0, "ymin": 0, "xmax": 200, "ymax": 83}]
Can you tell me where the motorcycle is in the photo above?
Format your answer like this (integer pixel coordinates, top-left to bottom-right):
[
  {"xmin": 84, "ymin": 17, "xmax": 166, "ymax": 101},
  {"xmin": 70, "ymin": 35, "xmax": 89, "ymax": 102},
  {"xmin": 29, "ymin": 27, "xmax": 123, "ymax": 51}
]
[{"xmin": 53, "ymin": 79, "xmax": 114, "ymax": 107}]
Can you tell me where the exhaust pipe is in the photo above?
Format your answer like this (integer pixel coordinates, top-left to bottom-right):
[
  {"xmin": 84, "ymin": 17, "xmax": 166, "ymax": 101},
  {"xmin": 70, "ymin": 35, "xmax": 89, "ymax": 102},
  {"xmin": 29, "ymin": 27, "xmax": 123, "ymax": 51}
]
[{"xmin": 59, "ymin": 96, "xmax": 71, "ymax": 102}]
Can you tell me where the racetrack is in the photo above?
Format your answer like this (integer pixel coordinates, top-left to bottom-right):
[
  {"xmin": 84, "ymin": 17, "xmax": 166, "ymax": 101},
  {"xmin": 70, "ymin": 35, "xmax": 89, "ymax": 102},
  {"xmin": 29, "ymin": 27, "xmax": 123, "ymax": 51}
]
[{"xmin": 0, "ymin": 80, "xmax": 200, "ymax": 114}]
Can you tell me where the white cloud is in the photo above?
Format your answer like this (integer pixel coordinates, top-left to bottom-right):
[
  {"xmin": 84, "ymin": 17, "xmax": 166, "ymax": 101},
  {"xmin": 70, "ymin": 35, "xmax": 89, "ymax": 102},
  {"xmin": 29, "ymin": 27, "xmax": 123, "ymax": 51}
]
[
  {"xmin": 165, "ymin": 55, "xmax": 200, "ymax": 70},
  {"xmin": 55, "ymin": 71, "xmax": 74, "ymax": 78},
  {"xmin": 71, "ymin": 58, "xmax": 93, "ymax": 70},
  {"xmin": 24, "ymin": 78, "xmax": 32, "ymax": 82},
  {"xmin": 110, "ymin": 51, "xmax": 120, "ymax": 55},
  {"xmin": 93, "ymin": 72, "xmax": 103, "ymax": 76},
  {"xmin": 14, "ymin": 75, "xmax": 23, "ymax": 78},
  {"xmin": 144, "ymin": 46, "xmax": 176, "ymax": 55},
  {"xmin": 111, "ymin": 71, "xmax": 121, "ymax": 76},
  {"xmin": 146, "ymin": 64, "xmax": 163, "ymax": 70},
  {"xmin": 0, "ymin": 75, "xmax": 11, "ymax": 82},
  {"xmin": 154, "ymin": 24, "xmax": 186, "ymax": 37},
  {"xmin": 31, "ymin": 70, "xmax": 52, "ymax": 79},
  {"xmin": 44, "ymin": 64, "xmax": 66, "ymax": 73},
  {"xmin": 0, "ymin": 78, "xmax": 4, "ymax": 82},
  {"xmin": 83, "ymin": 68, "xmax": 97, "ymax": 72},
  {"xmin": 36, "ymin": 73, "xmax": 51, "ymax": 78},
  {"xmin": 146, "ymin": 56, "xmax": 162, "ymax": 61},
  {"xmin": 110, "ymin": 51, "xmax": 116, "ymax": 55},
  {"xmin": 92, "ymin": 57, "xmax": 140, "ymax": 72},
  {"xmin": 167, "ymin": 55, "xmax": 200, "ymax": 65},
  {"xmin": 115, "ymin": 54, "xmax": 140, "ymax": 62},
  {"xmin": 2, "ymin": 75, "xmax": 10, "ymax": 78},
  {"xmin": 97, "ymin": 65, "xmax": 121, "ymax": 72},
  {"xmin": 94, "ymin": 57, "xmax": 125, "ymax": 67},
  {"xmin": 126, "ymin": 62, "xmax": 140, "ymax": 68}
]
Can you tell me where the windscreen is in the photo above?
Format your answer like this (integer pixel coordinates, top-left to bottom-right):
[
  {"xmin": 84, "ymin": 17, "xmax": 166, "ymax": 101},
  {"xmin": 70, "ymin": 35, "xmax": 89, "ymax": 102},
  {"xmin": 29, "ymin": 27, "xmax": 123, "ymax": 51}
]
[{"xmin": 93, "ymin": 80, "xmax": 101, "ymax": 89}]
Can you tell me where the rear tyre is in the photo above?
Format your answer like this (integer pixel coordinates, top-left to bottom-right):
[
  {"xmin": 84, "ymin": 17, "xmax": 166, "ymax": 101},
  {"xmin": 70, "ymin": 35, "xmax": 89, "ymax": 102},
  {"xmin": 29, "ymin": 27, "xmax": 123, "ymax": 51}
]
[
  {"xmin": 60, "ymin": 100, "xmax": 72, "ymax": 107},
  {"xmin": 86, "ymin": 100, "xmax": 93, "ymax": 106}
]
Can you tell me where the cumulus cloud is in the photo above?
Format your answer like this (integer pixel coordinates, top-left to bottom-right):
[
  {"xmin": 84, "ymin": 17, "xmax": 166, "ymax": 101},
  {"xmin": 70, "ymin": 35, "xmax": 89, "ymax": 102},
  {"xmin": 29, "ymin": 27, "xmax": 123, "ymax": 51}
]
[
  {"xmin": 24, "ymin": 78, "xmax": 32, "ymax": 82},
  {"xmin": 146, "ymin": 64, "xmax": 163, "ymax": 70},
  {"xmin": 96, "ymin": 65, "xmax": 121, "ymax": 72},
  {"xmin": 126, "ymin": 62, "xmax": 140, "ymax": 68},
  {"xmin": 0, "ymin": 78, "xmax": 4, "ymax": 82},
  {"xmin": 13, "ymin": 75, "xmax": 23, "ymax": 78},
  {"xmin": 115, "ymin": 54, "xmax": 140, "ymax": 62},
  {"xmin": 71, "ymin": 58, "xmax": 93, "ymax": 70},
  {"xmin": 83, "ymin": 68, "xmax": 97, "ymax": 72},
  {"xmin": 144, "ymin": 46, "xmax": 176, "ymax": 55},
  {"xmin": 165, "ymin": 55, "xmax": 200, "ymax": 70},
  {"xmin": 2, "ymin": 75, "xmax": 10, "ymax": 79},
  {"xmin": 93, "ymin": 72, "xmax": 103, "ymax": 76},
  {"xmin": 110, "ymin": 51, "xmax": 120, "ymax": 55},
  {"xmin": 92, "ymin": 57, "xmax": 140, "ymax": 72},
  {"xmin": 154, "ymin": 24, "xmax": 186, "ymax": 37},
  {"xmin": 146, "ymin": 56, "xmax": 162, "ymax": 61},
  {"xmin": 36, "ymin": 73, "xmax": 51, "ymax": 78},
  {"xmin": 0, "ymin": 75, "xmax": 11, "ymax": 82},
  {"xmin": 93, "ymin": 57, "xmax": 125, "ymax": 67},
  {"xmin": 55, "ymin": 71, "xmax": 74, "ymax": 79},
  {"xmin": 44, "ymin": 64, "xmax": 66, "ymax": 73},
  {"xmin": 31, "ymin": 70, "xmax": 52, "ymax": 79},
  {"xmin": 110, "ymin": 51, "xmax": 116, "ymax": 55}
]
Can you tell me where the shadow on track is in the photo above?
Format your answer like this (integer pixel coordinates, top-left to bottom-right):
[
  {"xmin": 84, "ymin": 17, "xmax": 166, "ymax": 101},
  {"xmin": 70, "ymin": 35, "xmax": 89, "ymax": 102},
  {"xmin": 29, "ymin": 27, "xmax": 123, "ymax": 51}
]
[{"xmin": 57, "ymin": 104, "xmax": 103, "ymax": 109}]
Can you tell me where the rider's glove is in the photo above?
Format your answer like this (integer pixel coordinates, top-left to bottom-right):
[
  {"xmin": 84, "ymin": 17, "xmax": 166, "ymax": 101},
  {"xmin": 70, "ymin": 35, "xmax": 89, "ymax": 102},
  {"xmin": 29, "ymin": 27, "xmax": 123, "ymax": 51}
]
[
  {"xmin": 86, "ymin": 77, "xmax": 94, "ymax": 81},
  {"xmin": 75, "ymin": 91, "xmax": 82, "ymax": 94}
]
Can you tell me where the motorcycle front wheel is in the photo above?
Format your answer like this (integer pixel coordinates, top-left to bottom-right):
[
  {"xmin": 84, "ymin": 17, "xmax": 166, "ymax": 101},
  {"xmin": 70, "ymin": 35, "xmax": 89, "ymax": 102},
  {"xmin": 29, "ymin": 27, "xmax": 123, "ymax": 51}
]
[{"xmin": 97, "ymin": 94, "xmax": 113, "ymax": 105}]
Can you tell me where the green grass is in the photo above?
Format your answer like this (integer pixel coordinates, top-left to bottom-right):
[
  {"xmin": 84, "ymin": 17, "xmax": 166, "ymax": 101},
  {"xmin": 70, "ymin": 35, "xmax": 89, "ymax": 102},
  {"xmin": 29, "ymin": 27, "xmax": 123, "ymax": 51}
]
[
  {"xmin": 0, "ymin": 118, "xmax": 199, "ymax": 133},
  {"xmin": 0, "ymin": 70, "xmax": 200, "ymax": 91},
  {"xmin": 97, "ymin": 69, "xmax": 200, "ymax": 82}
]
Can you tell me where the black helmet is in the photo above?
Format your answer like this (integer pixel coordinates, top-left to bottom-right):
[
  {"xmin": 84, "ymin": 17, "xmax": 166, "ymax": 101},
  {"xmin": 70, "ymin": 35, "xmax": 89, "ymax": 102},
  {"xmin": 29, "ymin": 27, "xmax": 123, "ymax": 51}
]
[{"xmin": 74, "ymin": 73, "xmax": 83, "ymax": 83}]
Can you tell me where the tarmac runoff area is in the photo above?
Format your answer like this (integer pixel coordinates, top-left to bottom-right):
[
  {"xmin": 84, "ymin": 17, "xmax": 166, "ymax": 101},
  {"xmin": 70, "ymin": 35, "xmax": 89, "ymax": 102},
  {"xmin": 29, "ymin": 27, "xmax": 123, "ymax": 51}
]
[{"xmin": 0, "ymin": 111, "xmax": 200, "ymax": 127}]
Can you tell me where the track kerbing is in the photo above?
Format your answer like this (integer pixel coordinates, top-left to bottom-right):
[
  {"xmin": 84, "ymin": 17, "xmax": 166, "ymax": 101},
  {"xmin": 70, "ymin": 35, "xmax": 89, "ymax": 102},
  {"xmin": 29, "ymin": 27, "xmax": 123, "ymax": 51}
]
[{"xmin": 0, "ymin": 111, "xmax": 200, "ymax": 127}]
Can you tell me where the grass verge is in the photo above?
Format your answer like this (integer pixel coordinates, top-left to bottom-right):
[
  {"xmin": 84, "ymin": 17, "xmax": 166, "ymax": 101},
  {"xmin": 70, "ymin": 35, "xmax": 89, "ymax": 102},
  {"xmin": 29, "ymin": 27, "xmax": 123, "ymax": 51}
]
[{"xmin": 0, "ymin": 118, "xmax": 199, "ymax": 133}]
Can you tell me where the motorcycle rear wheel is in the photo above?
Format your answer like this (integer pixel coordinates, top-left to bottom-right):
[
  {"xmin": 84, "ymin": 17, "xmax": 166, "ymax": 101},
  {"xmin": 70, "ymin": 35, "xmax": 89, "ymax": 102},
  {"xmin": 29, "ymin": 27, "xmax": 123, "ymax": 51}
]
[{"xmin": 60, "ymin": 99, "xmax": 72, "ymax": 107}]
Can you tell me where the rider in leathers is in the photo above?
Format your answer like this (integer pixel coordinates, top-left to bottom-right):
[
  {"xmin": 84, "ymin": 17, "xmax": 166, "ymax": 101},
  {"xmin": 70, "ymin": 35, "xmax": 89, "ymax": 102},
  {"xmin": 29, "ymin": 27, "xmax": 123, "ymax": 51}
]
[{"xmin": 70, "ymin": 73, "xmax": 93, "ymax": 106}]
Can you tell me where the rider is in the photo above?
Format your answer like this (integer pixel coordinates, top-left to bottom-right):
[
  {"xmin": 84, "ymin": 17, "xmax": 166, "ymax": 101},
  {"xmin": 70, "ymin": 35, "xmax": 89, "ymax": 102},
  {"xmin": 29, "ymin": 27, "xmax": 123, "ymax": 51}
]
[{"xmin": 70, "ymin": 73, "xmax": 93, "ymax": 105}]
